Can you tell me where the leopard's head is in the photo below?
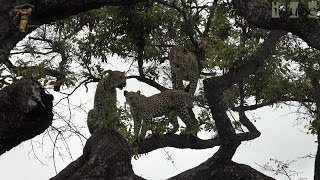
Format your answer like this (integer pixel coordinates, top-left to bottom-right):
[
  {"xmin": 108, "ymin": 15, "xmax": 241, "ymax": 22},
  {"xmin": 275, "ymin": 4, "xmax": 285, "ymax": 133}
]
[
  {"xmin": 106, "ymin": 70, "xmax": 127, "ymax": 90},
  {"xmin": 124, "ymin": 90, "xmax": 142, "ymax": 107}
]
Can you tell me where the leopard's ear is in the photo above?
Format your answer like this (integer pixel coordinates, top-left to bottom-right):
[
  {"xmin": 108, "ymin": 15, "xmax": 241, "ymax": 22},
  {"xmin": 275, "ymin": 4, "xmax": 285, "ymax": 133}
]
[
  {"xmin": 124, "ymin": 90, "xmax": 128, "ymax": 96},
  {"xmin": 106, "ymin": 70, "xmax": 113, "ymax": 75},
  {"xmin": 137, "ymin": 90, "xmax": 141, "ymax": 94}
]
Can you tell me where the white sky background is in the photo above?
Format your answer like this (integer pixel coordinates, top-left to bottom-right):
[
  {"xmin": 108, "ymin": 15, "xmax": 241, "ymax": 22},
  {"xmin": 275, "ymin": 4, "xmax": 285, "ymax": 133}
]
[{"xmin": 0, "ymin": 55, "xmax": 317, "ymax": 180}]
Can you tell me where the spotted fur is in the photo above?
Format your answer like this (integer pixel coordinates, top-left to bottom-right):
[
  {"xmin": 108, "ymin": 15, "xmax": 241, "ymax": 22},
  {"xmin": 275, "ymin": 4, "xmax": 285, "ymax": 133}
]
[
  {"xmin": 169, "ymin": 45, "xmax": 199, "ymax": 95},
  {"xmin": 87, "ymin": 70, "xmax": 126, "ymax": 134},
  {"xmin": 124, "ymin": 90, "xmax": 198, "ymax": 138}
]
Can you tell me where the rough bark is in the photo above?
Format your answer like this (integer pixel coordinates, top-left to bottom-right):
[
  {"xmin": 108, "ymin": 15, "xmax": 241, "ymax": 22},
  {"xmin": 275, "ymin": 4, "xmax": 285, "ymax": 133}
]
[
  {"xmin": 170, "ymin": 161, "xmax": 274, "ymax": 180},
  {"xmin": 52, "ymin": 126, "xmax": 273, "ymax": 180},
  {"xmin": 0, "ymin": 0, "xmax": 145, "ymax": 69},
  {"xmin": 50, "ymin": 127, "xmax": 143, "ymax": 180},
  {"xmin": 232, "ymin": 1, "xmax": 320, "ymax": 178},
  {"xmin": 232, "ymin": 0, "xmax": 320, "ymax": 50},
  {"xmin": 134, "ymin": 132, "xmax": 260, "ymax": 154},
  {"xmin": 201, "ymin": 30, "xmax": 285, "ymax": 163},
  {"xmin": 305, "ymin": 69, "xmax": 320, "ymax": 180},
  {"xmin": 0, "ymin": 78, "xmax": 53, "ymax": 155}
]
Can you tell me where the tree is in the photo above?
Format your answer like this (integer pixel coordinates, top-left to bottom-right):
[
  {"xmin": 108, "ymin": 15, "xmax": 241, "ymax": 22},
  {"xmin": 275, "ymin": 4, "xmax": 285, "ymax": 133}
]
[{"xmin": 0, "ymin": 0, "xmax": 319, "ymax": 179}]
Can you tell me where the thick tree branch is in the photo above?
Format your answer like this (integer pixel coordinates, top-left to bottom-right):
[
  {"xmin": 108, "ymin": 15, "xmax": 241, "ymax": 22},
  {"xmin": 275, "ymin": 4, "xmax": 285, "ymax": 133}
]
[
  {"xmin": 53, "ymin": 126, "xmax": 272, "ymax": 180},
  {"xmin": 305, "ymin": 67, "xmax": 320, "ymax": 180},
  {"xmin": 0, "ymin": 0, "xmax": 146, "ymax": 71},
  {"xmin": 51, "ymin": 127, "xmax": 143, "ymax": 180},
  {"xmin": 201, "ymin": 30, "xmax": 285, "ymax": 164},
  {"xmin": 135, "ymin": 132, "xmax": 261, "ymax": 154},
  {"xmin": 232, "ymin": 97, "xmax": 313, "ymax": 111},
  {"xmin": 136, "ymin": 40, "xmax": 146, "ymax": 77},
  {"xmin": 232, "ymin": 0, "xmax": 320, "ymax": 50},
  {"xmin": 0, "ymin": 78, "xmax": 53, "ymax": 155},
  {"xmin": 156, "ymin": 0, "xmax": 184, "ymax": 14},
  {"xmin": 32, "ymin": 0, "xmax": 147, "ymax": 23},
  {"xmin": 170, "ymin": 160, "xmax": 274, "ymax": 180},
  {"xmin": 219, "ymin": 30, "xmax": 287, "ymax": 89},
  {"xmin": 127, "ymin": 75, "xmax": 167, "ymax": 91},
  {"xmin": 238, "ymin": 81, "xmax": 261, "ymax": 136}
]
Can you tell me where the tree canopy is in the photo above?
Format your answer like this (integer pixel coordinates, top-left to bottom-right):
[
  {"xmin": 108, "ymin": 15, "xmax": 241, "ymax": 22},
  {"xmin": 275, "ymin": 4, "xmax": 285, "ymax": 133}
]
[{"xmin": 0, "ymin": 0, "xmax": 319, "ymax": 179}]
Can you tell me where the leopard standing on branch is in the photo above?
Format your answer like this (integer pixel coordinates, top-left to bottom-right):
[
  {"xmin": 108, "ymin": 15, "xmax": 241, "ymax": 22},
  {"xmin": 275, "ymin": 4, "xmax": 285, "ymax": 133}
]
[
  {"xmin": 169, "ymin": 45, "xmax": 199, "ymax": 95},
  {"xmin": 87, "ymin": 70, "xmax": 126, "ymax": 134},
  {"xmin": 124, "ymin": 90, "xmax": 199, "ymax": 139}
]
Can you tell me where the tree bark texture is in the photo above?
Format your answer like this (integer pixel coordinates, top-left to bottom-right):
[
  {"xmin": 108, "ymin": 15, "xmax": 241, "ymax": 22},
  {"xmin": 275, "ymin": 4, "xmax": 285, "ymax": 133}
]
[
  {"xmin": 201, "ymin": 30, "xmax": 285, "ymax": 163},
  {"xmin": 0, "ymin": 78, "xmax": 53, "ymax": 155},
  {"xmin": 0, "ymin": 0, "xmax": 145, "ymax": 69},
  {"xmin": 51, "ymin": 127, "xmax": 274, "ymax": 180},
  {"xmin": 170, "ymin": 161, "xmax": 274, "ymax": 180},
  {"xmin": 233, "ymin": 1, "xmax": 320, "ymax": 179},
  {"xmin": 232, "ymin": 0, "xmax": 320, "ymax": 50},
  {"xmin": 305, "ymin": 70, "xmax": 320, "ymax": 180},
  {"xmin": 51, "ymin": 127, "xmax": 143, "ymax": 180}
]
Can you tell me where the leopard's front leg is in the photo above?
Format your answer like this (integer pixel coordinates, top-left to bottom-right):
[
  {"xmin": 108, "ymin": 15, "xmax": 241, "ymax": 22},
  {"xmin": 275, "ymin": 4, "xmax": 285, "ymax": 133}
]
[
  {"xmin": 177, "ymin": 105, "xmax": 199, "ymax": 136},
  {"xmin": 167, "ymin": 111, "xmax": 179, "ymax": 134},
  {"xmin": 188, "ymin": 76, "xmax": 198, "ymax": 95},
  {"xmin": 174, "ymin": 70, "xmax": 185, "ymax": 91},
  {"xmin": 139, "ymin": 114, "xmax": 152, "ymax": 139},
  {"xmin": 132, "ymin": 112, "xmax": 142, "ymax": 138}
]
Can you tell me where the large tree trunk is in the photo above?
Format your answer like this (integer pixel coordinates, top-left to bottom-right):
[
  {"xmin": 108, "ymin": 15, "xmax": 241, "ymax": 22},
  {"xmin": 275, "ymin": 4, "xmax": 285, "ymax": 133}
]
[
  {"xmin": 0, "ymin": 78, "xmax": 53, "ymax": 155},
  {"xmin": 51, "ymin": 127, "xmax": 274, "ymax": 180},
  {"xmin": 170, "ymin": 160, "xmax": 274, "ymax": 180},
  {"xmin": 50, "ymin": 127, "xmax": 143, "ymax": 180}
]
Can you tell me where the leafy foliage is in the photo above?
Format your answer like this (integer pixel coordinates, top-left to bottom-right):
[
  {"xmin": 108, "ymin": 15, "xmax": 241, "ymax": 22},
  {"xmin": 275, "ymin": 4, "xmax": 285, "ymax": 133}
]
[{"xmin": 3, "ymin": 0, "xmax": 320, "ymax": 153}]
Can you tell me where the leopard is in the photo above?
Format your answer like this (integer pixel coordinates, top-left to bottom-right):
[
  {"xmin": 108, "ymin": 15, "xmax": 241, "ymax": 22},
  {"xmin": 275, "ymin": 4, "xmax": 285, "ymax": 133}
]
[
  {"xmin": 169, "ymin": 45, "xmax": 199, "ymax": 95},
  {"xmin": 124, "ymin": 89, "xmax": 199, "ymax": 139},
  {"xmin": 87, "ymin": 70, "xmax": 126, "ymax": 134}
]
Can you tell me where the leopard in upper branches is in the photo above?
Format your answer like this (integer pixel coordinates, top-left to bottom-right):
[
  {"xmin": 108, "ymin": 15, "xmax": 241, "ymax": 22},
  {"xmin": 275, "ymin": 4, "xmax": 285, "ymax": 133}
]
[
  {"xmin": 168, "ymin": 37, "xmax": 208, "ymax": 95},
  {"xmin": 169, "ymin": 45, "xmax": 199, "ymax": 95}
]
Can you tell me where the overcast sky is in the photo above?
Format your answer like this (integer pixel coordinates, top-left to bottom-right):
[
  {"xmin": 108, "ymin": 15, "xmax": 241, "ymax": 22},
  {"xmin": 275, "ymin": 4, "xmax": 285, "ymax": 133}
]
[{"xmin": 0, "ymin": 57, "xmax": 317, "ymax": 180}]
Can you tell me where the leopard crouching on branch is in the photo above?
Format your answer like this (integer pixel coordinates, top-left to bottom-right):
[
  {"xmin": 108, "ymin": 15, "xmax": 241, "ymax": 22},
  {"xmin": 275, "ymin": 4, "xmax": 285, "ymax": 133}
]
[
  {"xmin": 169, "ymin": 45, "xmax": 199, "ymax": 95},
  {"xmin": 124, "ymin": 90, "xmax": 199, "ymax": 139},
  {"xmin": 87, "ymin": 70, "xmax": 126, "ymax": 134}
]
